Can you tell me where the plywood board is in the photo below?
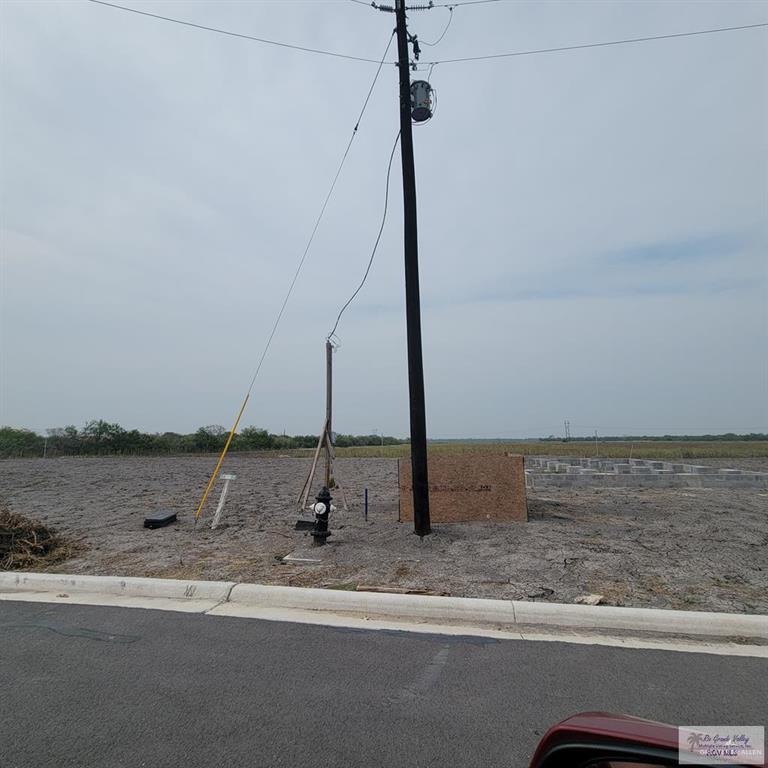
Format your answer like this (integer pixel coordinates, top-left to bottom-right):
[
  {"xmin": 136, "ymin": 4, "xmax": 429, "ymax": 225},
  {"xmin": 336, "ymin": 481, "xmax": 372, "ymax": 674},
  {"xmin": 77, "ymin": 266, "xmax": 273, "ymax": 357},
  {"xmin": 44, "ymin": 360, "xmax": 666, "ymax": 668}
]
[{"xmin": 398, "ymin": 454, "xmax": 527, "ymax": 523}]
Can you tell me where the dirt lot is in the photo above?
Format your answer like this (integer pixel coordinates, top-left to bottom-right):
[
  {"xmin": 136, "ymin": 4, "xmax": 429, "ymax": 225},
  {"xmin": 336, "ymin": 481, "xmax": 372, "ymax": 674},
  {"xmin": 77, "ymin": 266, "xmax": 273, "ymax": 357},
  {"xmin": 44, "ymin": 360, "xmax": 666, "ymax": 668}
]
[{"xmin": 0, "ymin": 454, "xmax": 766, "ymax": 614}]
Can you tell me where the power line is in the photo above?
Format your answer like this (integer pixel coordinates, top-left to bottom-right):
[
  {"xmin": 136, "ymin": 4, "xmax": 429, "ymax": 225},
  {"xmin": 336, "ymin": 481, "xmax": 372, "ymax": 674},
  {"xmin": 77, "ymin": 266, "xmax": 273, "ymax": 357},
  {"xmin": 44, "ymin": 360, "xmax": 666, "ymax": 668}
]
[
  {"xmin": 246, "ymin": 29, "xmax": 396, "ymax": 394},
  {"xmin": 193, "ymin": 30, "xmax": 395, "ymax": 521},
  {"xmin": 328, "ymin": 130, "xmax": 401, "ymax": 341},
  {"xmin": 422, "ymin": 21, "xmax": 768, "ymax": 65},
  {"xmin": 421, "ymin": 7, "xmax": 453, "ymax": 46},
  {"xmin": 85, "ymin": 1, "xmax": 768, "ymax": 68},
  {"xmin": 432, "ymin": 0, "xmax": 503, "ymax": 6},
  {"xmin": 87, "ymin": 0, "xmax": 384, "ymax": 64}
]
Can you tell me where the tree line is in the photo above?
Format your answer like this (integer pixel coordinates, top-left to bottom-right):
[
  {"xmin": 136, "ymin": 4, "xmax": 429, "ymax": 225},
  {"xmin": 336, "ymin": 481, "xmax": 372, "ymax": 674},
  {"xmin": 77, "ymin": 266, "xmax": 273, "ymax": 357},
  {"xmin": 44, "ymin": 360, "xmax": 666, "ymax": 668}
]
[{"xmin": 0, "ymin": 421, "xmax": 406, "ymax": 459}]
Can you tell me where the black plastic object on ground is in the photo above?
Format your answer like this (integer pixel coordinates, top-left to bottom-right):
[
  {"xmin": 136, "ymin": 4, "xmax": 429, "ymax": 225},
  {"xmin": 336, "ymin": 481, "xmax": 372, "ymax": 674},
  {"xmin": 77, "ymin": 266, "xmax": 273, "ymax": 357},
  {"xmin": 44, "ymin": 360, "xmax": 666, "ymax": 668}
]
[{"xmin": 143, "ymin": 511, "xmax": 177, "ymax": 529}]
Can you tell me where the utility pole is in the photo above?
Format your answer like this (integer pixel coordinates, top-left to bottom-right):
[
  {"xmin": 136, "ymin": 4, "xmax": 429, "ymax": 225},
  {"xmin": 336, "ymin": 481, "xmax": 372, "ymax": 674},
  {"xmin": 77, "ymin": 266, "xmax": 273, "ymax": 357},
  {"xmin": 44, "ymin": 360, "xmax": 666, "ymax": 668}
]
[
  {"xmin": 324, "ymin": 339, "xmax": 333, "ymax": 488},
  {"xmin": 395, "ymin": 0, "xmax": 430, "ymax": 536}
]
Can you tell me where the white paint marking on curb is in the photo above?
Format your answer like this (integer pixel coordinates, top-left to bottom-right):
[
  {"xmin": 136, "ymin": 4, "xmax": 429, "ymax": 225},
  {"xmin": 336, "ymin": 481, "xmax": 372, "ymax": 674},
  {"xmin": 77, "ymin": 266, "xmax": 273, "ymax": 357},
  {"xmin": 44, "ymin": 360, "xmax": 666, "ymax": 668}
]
[{"xmin": 1, "ymin": 573, "xmax": 767, "ymax": 657}]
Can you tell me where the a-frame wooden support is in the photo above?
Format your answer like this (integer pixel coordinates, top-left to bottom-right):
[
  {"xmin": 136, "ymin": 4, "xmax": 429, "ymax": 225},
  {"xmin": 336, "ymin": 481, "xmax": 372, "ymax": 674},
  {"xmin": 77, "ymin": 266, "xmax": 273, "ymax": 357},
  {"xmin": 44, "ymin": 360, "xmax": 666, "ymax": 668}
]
[{"xmin": 296, "ymin": 341, "xmax": 348, "ymax": 512}]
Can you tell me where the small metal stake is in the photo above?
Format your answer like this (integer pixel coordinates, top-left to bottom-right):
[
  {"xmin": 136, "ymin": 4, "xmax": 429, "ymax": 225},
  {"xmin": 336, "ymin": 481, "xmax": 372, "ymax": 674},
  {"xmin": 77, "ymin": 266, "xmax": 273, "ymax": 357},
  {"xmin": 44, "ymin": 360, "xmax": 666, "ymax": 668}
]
[
  {"xmin": 211, "ymin": 473, "xmax": 236, "ymax": 529},
  {"xmin": 364, "ymin": 487, "xmax": 368, "ymax": 521}
]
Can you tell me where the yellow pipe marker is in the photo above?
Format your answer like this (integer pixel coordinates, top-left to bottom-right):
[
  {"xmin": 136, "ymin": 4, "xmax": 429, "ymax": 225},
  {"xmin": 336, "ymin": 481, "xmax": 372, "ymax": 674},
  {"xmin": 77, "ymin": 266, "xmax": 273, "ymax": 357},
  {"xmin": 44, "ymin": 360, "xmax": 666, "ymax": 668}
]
[{"xmin": 194, "ymin": 393, "xmax": 250, "ymax": 520}]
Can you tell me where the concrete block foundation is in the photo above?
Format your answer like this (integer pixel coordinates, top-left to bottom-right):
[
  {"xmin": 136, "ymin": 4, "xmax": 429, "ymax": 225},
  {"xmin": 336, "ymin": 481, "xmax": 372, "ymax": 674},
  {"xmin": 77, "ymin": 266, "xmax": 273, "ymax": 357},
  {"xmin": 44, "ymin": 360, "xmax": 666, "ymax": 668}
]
[{"xmin": 524, "ymin": 456, "xmax": 768, "ymax": 490}]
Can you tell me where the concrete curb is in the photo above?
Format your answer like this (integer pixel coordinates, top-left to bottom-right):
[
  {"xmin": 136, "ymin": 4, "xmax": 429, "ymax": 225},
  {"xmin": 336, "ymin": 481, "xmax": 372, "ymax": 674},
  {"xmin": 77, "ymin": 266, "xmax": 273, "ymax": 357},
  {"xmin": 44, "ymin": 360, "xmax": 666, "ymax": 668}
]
[
  {"xmin": 0, "ymin": 572, "xmax": 235, "ymax": 602},
  {"xmin": 229, "ymin": 584, "xmax": 518, "ymax": 627},
  {"xmin": 227, "ymin": 584, "xmax": 768, "ymax": 639},
  {"xmin": 2, "ymin": 573, "xmax": 767, "ymax": 641}
]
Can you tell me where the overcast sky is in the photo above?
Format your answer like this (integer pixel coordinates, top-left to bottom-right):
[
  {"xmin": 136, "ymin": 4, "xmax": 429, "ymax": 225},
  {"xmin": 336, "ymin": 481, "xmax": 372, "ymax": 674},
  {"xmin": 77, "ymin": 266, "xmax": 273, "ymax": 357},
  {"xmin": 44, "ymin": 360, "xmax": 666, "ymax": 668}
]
[{"xmin": 1, "ymin": 0, "xmax": 766, "ymax": 439}]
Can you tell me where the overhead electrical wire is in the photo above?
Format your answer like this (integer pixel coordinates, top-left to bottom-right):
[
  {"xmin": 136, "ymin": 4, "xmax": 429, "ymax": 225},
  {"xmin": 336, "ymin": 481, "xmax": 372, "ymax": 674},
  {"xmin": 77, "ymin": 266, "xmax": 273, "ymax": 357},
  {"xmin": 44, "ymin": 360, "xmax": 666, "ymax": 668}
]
[
  {"xmin": 87, "ymin": 1, "xmax": 767, "ymax": 69},
  {"xmin": 421, "ymin": 21, "xmax": 768, "ymax": 65},
  {"xmin": 193, "ymin": 30, "xmax": 396, "ymax": 521},
  {"xmin": 431, "ymin": 0, "xmax": 502, "ymax": 6},
  {"xmin": 87, "ymin": 0, "xmax": 384, "ymax": 63},
  {"xmin": 420, "ymin": 7, "xmax": 454, "ymax": 46},
  {"xmin": 328, "ymin": 130, "xmax": 401, "ymax": 341},
  {"xmin": 241, "ymin": 29, "xmax": 395, "ymax": 398}
]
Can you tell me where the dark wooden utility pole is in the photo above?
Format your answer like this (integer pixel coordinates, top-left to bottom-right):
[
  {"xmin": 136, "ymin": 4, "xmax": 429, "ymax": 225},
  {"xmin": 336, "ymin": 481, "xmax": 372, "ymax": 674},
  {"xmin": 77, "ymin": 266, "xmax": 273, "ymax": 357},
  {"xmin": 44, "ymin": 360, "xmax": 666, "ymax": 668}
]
[
  {"xmin": 324, "ymin": 339, "xmax": 333, "ymax": 488},
  {"xmin": 395, "ymin": 0, "xmax": 431, "ymax": 536}
]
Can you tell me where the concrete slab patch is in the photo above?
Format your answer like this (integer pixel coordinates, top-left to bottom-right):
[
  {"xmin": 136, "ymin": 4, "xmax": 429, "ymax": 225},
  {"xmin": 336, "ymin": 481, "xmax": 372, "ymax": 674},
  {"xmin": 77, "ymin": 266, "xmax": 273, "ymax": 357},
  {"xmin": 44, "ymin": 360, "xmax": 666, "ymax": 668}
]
[{"xmin": 282, "ymin": 550, "xmax": 323, "ymax": 564}]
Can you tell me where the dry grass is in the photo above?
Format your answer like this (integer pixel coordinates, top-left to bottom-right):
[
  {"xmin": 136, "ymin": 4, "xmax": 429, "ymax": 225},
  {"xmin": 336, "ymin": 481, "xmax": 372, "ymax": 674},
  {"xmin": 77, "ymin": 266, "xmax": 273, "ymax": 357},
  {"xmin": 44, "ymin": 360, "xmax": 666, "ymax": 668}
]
[{"xmin": 332, "ymin": 440, "xmax": 768, "ymax": 460}]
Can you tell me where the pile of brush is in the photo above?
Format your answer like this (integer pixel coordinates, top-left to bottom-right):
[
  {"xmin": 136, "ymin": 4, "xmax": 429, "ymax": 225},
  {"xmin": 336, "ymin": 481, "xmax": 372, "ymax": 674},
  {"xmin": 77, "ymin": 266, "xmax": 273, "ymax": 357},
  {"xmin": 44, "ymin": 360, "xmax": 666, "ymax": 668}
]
[{"xmin": 0, "ymin": 507, "xmax": 71, "ymax": 570}]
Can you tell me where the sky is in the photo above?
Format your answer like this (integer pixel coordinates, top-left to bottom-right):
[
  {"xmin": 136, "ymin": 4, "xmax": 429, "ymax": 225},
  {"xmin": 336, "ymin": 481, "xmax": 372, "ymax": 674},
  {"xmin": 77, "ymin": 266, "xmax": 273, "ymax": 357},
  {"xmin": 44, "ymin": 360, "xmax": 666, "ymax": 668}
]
[{"xmin": 1, "ymin": 0, "xmax": 766, "ymax": 439}]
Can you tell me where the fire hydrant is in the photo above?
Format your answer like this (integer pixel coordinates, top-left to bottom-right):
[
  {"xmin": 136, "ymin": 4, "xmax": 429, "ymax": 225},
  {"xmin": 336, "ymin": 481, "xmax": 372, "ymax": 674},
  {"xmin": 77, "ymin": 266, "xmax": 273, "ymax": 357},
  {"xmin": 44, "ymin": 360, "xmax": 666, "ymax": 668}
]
[{"xmin": 311, "ymin": 486, "xmax": 332, "ymax": 546}]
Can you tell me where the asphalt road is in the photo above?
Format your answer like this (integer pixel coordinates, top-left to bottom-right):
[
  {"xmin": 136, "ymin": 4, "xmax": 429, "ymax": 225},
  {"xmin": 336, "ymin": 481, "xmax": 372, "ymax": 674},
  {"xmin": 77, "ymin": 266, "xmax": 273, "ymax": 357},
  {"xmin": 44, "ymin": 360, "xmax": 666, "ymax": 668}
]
[{"xmin": 1, "ymin": 601, "xmax": 765, "ymax": 768}]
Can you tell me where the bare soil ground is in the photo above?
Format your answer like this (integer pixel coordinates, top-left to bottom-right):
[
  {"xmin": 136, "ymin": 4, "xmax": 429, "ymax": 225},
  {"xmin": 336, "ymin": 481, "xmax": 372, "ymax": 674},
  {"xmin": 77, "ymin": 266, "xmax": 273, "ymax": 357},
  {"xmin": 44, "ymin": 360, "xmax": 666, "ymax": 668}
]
[{"xmin": 0, "ymin": 455, "xmax": 766, "ymax": 613}]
